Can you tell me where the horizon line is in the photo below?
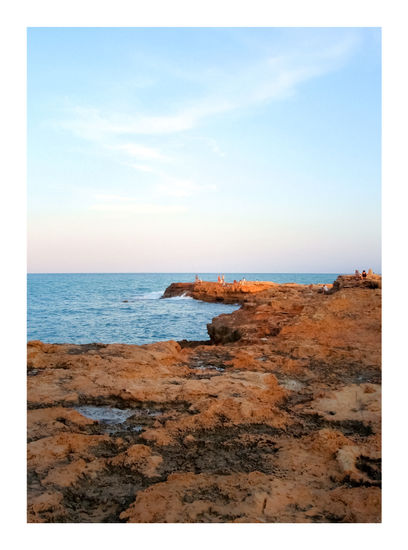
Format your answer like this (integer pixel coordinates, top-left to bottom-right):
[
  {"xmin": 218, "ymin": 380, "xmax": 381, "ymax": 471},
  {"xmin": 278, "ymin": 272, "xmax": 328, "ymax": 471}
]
[{"xmin": 27, "ymin": 271, "xmax": 349, "ymax": 275}]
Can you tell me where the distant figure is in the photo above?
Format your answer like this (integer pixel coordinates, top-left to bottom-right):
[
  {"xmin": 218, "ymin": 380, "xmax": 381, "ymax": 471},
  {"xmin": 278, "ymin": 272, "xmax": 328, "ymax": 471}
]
[
  {"xmin": 355, "ymin": 269, "xmax": 361, "ymax": 279},
  {"xmin": 221, "ymin": 274, "xmax": 225, "ymax": 285},
  {"xmin": 217, "ymin": 275, "xmax": 221, "ymax": 284},
  {"xmin": 322, "ymin": 285, "xmax": 329, "ymax": 294},
  {"xmin": 362, "ymin": 270, "xmax": 367, "ymax": 278},
  {"xmin": 368, "ymin": 268, "xmax": 373, "ymax": 277}
]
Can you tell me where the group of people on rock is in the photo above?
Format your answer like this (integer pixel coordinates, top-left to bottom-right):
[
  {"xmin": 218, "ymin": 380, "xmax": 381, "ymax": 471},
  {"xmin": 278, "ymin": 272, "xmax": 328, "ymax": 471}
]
[
  {"xmin": 216, "ymin": 275, "xmax": 247, "ymax": 287},
  {"xmin": 194, "ymin": 275, "xmax": 249, "ymax": 287},
  {"xmin": 355, "ymin": 268, "xmax": 373, "ymax": 279}
]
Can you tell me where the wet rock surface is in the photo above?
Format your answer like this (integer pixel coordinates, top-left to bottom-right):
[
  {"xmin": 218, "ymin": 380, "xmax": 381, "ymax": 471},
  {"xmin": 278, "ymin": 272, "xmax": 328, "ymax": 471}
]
[{"xmin": 27, "ymin": 275, "xmax": 381, "ymax": 523}]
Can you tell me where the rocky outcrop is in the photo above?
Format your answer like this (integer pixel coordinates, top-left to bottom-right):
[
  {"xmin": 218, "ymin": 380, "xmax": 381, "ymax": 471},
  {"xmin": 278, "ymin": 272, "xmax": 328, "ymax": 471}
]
[
  {"xmin": 161, "ymin": 283, "xmax": 195, "ymax": 299},
  {"xmin": 27, "ymin": 275, "xmax": 381, "ymax": 523},
  {"xmin": 160, "ymin": 280, "xmax": 310, "ymax": 304},
  {"xmin": 332, "ymin": 274, "xmax": 381, "ymax": 292}
]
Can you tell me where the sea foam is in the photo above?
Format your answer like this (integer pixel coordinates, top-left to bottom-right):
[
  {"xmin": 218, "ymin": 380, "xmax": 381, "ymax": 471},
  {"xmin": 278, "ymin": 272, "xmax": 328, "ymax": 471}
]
[
  {"xmin": 162, "ymin": 293, "xmax": 193, "ymax": 301},
  {"xmin": 136, "ymin": 290, "xmax": 164, "ymax": 300}
]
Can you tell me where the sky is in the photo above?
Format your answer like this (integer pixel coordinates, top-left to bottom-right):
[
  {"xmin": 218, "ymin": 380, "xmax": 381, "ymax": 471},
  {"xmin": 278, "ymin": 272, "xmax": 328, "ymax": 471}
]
[{"xmin": 27, "ymin": 27, "xmax": 381, "ymax": 273}]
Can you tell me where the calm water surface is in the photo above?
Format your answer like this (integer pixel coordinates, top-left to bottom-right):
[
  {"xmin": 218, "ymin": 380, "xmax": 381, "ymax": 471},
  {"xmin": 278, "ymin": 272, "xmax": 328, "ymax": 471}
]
[{"xmin": 27, "ymin": 273, "xmax": 339, "ymax": 345}]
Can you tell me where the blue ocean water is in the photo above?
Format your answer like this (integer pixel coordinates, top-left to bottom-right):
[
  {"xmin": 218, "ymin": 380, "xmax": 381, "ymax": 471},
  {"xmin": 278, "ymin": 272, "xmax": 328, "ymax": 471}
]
[{"xmin": 27, "ymin": 273, "xmax": 340, "ymax": 345}]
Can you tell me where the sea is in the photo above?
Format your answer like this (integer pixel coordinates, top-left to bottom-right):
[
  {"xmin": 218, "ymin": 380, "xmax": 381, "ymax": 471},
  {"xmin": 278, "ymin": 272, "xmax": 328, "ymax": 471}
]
[{"xmin": 27, "ymin": 273, "xmax": 340, "ymax": 345}]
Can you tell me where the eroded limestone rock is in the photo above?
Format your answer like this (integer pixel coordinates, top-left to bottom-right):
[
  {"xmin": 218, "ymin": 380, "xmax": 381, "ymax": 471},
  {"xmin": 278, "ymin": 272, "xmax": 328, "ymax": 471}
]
[{"xmin": 27, "ymin": 275, "xmax": 381, "ymax": 523}]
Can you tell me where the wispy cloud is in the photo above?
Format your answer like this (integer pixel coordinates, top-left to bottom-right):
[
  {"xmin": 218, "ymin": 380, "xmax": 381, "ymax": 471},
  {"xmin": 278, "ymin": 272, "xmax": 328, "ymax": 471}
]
[
  {"xmin": 156, "ymin": 179, "xmax": 217, "ymax": 198},
  {"xmin": 58, "ymin": 35, "xmax": 357, "ymax": 142},
  {"xmin": 91, "ymin": 203, "xmax": 187, "ymax": 214},
  {"xmin": 206, "ymin": 138, "xmax": 226, "ymax": 158},
  {"xmin": 109, "ymin": 143, "xmax": 169, "ymax": 161},
  {"xmin": 52, "ymin": 32, "xmax": 359, "ymax": 205},
  {"xmin": 125, "ymin": 162, "xmax": 157, "ymax": 173},
  {"xmin": 59, "ymin": 106, "xmax": 195, "ymax": 139},
  {"xmin": 91, "ymin": 194, "xmax": 187, "ymax": 214}
]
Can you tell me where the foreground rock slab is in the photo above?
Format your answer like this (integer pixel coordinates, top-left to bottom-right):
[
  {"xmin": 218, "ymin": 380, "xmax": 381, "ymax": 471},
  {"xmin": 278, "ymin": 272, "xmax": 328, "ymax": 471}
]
[{"xmin": 27, "ymin": 276, "xmax": 381, "ymax": 523}]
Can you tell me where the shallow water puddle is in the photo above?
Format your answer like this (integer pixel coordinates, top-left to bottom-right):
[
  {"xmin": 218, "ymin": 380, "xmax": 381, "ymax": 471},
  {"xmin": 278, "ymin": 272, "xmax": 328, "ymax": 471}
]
[
  {"xmin": 74, "ymin": 405, "xmax": 163, "ymax": 426},
  {"xmin": 75, "ymin": 405, "xmax": 136, "ymax": 424},
  {"xmin": 190, "ymin": 359, "xmax": 225, "ymax": 372},
  {"xmin": 279, "ymin": 379, "xmax": 305, "ymax": 391},
  {"xmin": 194, "ymin": 365, "xmax": 225, "ymax": 372}
]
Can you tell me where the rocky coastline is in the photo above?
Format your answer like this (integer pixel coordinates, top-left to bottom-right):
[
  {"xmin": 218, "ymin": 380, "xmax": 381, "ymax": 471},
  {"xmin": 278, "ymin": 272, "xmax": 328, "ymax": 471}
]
[{"xmin": 27, "ymin": 274, "xmax": 381, "ymax": 523}]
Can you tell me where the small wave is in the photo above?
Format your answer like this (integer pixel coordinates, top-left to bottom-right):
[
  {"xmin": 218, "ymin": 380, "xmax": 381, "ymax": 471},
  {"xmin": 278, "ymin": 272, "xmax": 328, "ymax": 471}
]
[
  {"xmin": 163, "ymin": 293, "xmax": 194, "ymax": 301},
  {"xmin": 135, "ymin": 290, "xmax": 164, "ymax": 300}
]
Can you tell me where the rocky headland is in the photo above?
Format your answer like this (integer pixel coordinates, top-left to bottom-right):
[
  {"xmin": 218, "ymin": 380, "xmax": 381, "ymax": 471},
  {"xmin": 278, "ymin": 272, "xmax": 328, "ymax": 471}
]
[{"xmin": 27, "ymin": 274, "xmax": 381, "ymax": 523}]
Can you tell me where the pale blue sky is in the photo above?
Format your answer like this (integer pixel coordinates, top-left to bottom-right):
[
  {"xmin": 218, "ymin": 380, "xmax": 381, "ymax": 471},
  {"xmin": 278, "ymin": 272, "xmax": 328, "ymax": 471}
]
[{"xmin": 27, "ymin": 27, "xmax": 381, "ymax": 273}]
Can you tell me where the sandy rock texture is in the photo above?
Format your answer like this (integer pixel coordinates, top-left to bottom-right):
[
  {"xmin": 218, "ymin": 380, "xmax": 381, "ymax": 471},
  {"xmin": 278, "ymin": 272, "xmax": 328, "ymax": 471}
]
[{"xmin": 27, "ymin": 275, "xmax": 381, "ymax": 523}]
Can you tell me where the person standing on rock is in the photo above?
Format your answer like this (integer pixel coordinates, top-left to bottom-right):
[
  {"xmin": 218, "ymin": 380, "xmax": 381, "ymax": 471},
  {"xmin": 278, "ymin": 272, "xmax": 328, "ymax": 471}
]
[
  {"xmin": 362, "ymin": 270, "xmax": 367, "ymax": 278},
  {"xmin": 217, "ymin": 275, "xmax": 221, "ymax": 284}
]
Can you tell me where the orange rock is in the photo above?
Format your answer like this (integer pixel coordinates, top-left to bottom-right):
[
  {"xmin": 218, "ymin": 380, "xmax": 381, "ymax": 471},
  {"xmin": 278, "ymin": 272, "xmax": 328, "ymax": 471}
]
[
  {"xmin": 27, "ymin": 490, "xmax": 66, "ymax": 523},
  {"xmin": 27, "ymin": 433, "xmax": 110, "ymax": 472},
  {"xmin": 27, "ymin": 274, "xmax": 381, "ymax": 523},
  {"xmin": 42, "ymin": 457, "xmax": 107, "ymax": 487},
  {"xmin": 109, "ymin": 444, "xmax": 163, "ymax": 477}
]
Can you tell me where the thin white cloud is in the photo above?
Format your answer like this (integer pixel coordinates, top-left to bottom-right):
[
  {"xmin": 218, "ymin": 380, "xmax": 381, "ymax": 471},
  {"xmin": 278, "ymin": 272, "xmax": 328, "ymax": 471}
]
[
  {"xmin": 59, "ymin": 106, "xmax": 195, "ymax": 139},
  {"xmin": 109, "ymin": 143, "xmax": 169, "ymax": 161},
  {"xmin": 58, "ymin": 35, "xmax": 357, "ymax": 142},
  {"xmin": 93, "ymin": 193, "xmax": 138, "ymax": 202},
  {"xmin": 125, "ymin": 162, "xmax": 157, "ymax": 173},
  {"xmin": 207, "ymin": 138, "xmax": 226, "ymax": 158},
  {"xmin": 90, "ymin": 195, "xmax": 187, "ymax": 214},
  {"xmin": 156, "ymin": 179, "xmax": 217, "ymax": 198},
  {"xmin": 53, "ymin": 32, "xmax": 359, "ymax": 208},
  {"xmin": 91, "ymin": 203, "xmax": 187, "ymax": 214}
]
